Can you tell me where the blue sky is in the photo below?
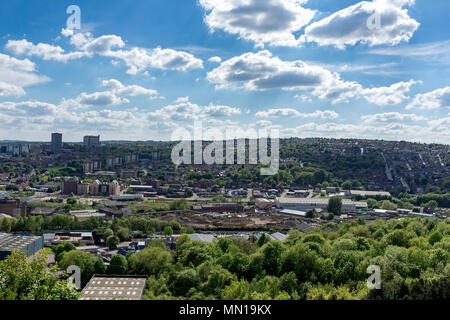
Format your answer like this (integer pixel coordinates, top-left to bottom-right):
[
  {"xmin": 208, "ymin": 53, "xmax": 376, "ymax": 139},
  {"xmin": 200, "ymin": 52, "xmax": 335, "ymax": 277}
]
[{"xmin": 0, "ymin": 0, "xmax": 449, "ymax": 143}]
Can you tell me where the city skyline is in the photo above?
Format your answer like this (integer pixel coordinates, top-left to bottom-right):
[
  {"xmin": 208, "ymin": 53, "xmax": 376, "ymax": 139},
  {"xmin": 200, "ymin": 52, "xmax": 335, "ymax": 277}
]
[{"xmin": 0, "ymin": 0, "xmax": 449, "ymax": 143}]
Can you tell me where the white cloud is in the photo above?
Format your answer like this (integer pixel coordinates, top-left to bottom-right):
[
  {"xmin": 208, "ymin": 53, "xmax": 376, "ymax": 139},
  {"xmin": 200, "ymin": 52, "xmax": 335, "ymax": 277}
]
[
  {"xmin": 148, "ymin": 99, "xmax": 241, "ymax": 122},
  {"xmin": 61, "ymin": 28, "xmax": 74, "ymax": 38},
  {"xmin": 207, "ymin": 50, "xmax": 336, "ymax": 91},
  {"xmin": 208, "ymin": 50, "xmax": 415, "ymax": 105},
  {"xmin": 74, "ymin": 91, "xmax": 129, "ymax": 107},
  {"xmin": 204, "ymin": 104, "xmax": 241, "ymax": 117},
  {"xmin": 0, "ymin": 81, "xmax": 25, "ymax": 97},
  {"xmin": 0, "ymin": 96, "xmax": 447, "ymax": 143},
  {"xmin": 6, "ymin": 39, "xmax": 86, "ymax": 62},
  {"xmin": 428, "ymin": 117, "xmax": 450, "ymax": 133},
  {"xmin": 199, "ymin": 0, "xmax": 315, "ymax": 47},
  {"xmin": 208, "ymin": 56, "xmax": 222, "ymax": 63},
  {"xmin": 0, "ymin": 98, "xmax": 150, "ymax": 140},
  {"xmin": 63, "ymin": 79, "xmax": 162, "ymax": 108},
  {"xmin": 101, "ymin": 79, "xmax": 159, "ymax": 98},
  {"xmin": 79, "ymin": 35, "xmax": 125, "ymax": 55},
  {"xmin": 0, "ymin": 100, "xmax": 58, "ymax": 116},
  {"xmin": 361, "ymin": 79, "xmax": 418, "ymax": 105},
  {"xmin": 257, "ymin": 120, "xmax": 273, "ymax": 127},
  {"xmin": 303, "ymin": 0, "xmax": 419, "ymax": 49},
  {"xmin": 361, "ymin": 112, "xmax": 427, "ymax": 123},
  {"xmin": 110, "ymin": 46, "xmax": 203, "ymax": 75},
  {"xmin": 0, "ymin": 53, "xmax": 49, "ymax": 96},
  {"xmin": 311, "ymin": 76, "xmax": 363, "ymax": 104},
  {"xmin": 406, "ymin": 87, "xmax": 450, "ymax": 110},
  {"xmin": 294, "ymin": 94, "xmax": 312, "ymax": 102},
  {"xmin": 70, "ymin": 32, "xmax": 203, "ymax": 74},
  {"xmin": 175, "ymin": 96, "xmax": 190, "ymax": 103},
  {"xmin": 6, "ymin": 31, "xmax": 203, "ymax": 75},
  {"xmin": 255, "ymin": 108, "xmax": 339, "ymax": 119}
]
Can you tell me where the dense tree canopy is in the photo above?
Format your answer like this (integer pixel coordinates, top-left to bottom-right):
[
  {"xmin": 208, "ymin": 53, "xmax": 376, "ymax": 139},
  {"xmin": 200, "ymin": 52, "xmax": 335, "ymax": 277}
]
[
  {"xmin": 0, "ymin": 252, "xmax": 80, "ymax": 300},
  {"xmin": 141, "ymin": 218, "xmax": 449, "ymax": 300}
]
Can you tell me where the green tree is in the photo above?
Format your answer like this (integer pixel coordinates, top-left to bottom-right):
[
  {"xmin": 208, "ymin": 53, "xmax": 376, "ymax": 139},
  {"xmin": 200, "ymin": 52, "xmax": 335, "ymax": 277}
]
[
  {"xmin": 381, "ymin": 200, "xmax": 397, "ymax": 211},
  {"xmin": 261, "ymin": 241, "xmax": 285, "ymax": 276},
  {"xmin": 128, "ymin": 246, "xmax": 173, "ymax": 276},
  {"xmin": 425, "ymin": 200, "xmax": 438, "ymax": 210},
  {"xmin": 116, "ymin": 227, "xmax": 131, "ymax": 241},
  {"xmin": 93, "ymin": 258, "xmax": 106, "ymax": 274},
  {"xmin": 163, "ymin": 226, "xmax": 174, "ymax": 236},
  {"xmin": 106, "ymin": 235, "xmax": 120, "ymax": 250},
  {"xmin": 171, "ymin": 269, "xmax": 200, "ymax": 297},
  {"xmin": 59, "ymin": 251, "xmax": 97, "ymax": 287},
  {"xmin": 0, "ymin": 218, "xmax": 12, "ymax": 232},
  {"xmin": 327, "ymin": 198, "xmax": 342, "ymax": 215},
  {"xmin": 108, "ymin": 255, "xmax": 128, "ymax": 275},
  {"xmin": 0, "ymin": 251, "xmax": 79, "ymax": 300},
  {"xmin": 257, "ymin": 233, "xmax": 271, "ymax": 247},
  {"xmin": 428, "ymin": 231, "xmax": 443, "ymax": 246}
]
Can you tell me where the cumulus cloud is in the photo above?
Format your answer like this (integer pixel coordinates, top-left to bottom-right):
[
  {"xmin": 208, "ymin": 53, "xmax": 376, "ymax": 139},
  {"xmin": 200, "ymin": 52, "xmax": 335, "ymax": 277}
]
[
  {"xmin": 65, "ymin": 79, "xmax": 163, "ymax": 107},
  {"xmin": 361, "ymin": 112, "xmax": 427, "ymax": 123},
  {"xmin": 0, "ymin": 95, "xmax": 447, "ymax": 143},
  {"xmin": 303, "ymin": 0, "xmax": 419, "ymax": 48},
  {"xmin": 406, "ymin": 87, "xmax": 450, "ymax": 110},
  {"xmin": 0, "ymin": 81, "xmax": 25, "ymax": 97},
  {"xmin": 208, "ymin": 56, "xmax": 222, "ymax": 63},
  {"xmin": 175, "ymin": 96, "xmax": 190, "ymax": 103},
  {"xmin": 101, "ymin": 79, "xmax": 159, "ymax": 98},
  {"xmin": 67, "ymin": 32, "xmax": 203, "ymax": 74},
  {"xmin": 0, "ymin": 100, "xmax": 58, "ymax": 117},
  {"xmin": 294, "ymin": 94, "xmax": 312, "ymax": 102},
  {"xmin": 208, "ymin": 50, "xmax": 415, "ymax": 105},
  {"xmin": 6, "ymin": 39, "xmax": 86, "ymax": 62},
  {"xmin": 207, "ymin": 50, "xmax": 334, "ymax": 91},
  {"xmin": 74, "ymin": 91, "xmax": 129, "ymax": 107},
  {"xmin": 361, "ymin": 79, "xmax": 418, "ymax": 105},
  {"xmin": 0, "ymin": 53, "xmax": 49, "ymax": 97},
  {"xmin": 255, "ymin": 108, "xmax": 339, "ymax": 119},
  {"xmin": 428, "ymin": 117, "xmax": 450, "ymax": 133},
  {"xmin": 6, "ymin": 31, "xmax": 203, "ymax": 75},
  {"xmin": 148, "ymin": 98, "xmax": 241, "ymax": 122},
  {"xmin": 199, "ymin": 0, "xmax": 315, "ymax": 47},
  {"xmin": 110, "ymin": 46, "xmax": 203, "ymax": 75},
  {"xmin": 0, "ymin": 98, "xmax": 150, "ymax": 140},
  {"xmin": 257, "ymin": 120, "xmax": 273, "ymax": 127}
]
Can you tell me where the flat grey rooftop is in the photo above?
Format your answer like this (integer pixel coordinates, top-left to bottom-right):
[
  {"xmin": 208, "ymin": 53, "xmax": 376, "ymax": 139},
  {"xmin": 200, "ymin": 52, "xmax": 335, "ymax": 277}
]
[{"xmin": 80, "ymin": 275, "xmax": 147, "ymax": 300}]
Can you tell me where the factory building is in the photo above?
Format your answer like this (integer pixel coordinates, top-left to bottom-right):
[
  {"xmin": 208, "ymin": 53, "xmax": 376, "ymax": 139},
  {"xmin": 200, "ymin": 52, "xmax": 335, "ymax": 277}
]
[
  {"xmin": 275, "ymin": 197, "xmax": 367, "ymax": 213},
  {"xmin": 0, "ymin": 233, "xmax": 44, "ymax": 260},
  {"xmin": 0, "ymin": 199, "xmax": 27, "ymax": 217},
  {"xmin": 80, "ymin": 275, "xmax": 147, "ymax": 300}
]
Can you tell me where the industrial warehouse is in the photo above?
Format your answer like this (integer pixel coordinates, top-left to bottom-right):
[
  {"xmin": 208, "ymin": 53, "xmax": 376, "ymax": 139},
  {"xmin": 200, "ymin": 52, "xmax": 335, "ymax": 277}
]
[
  {"xmin": 0, "ymin": 233, "xmax": 44, "ymax": 260},
  {"xmin": 275, "ymin": 197, "xmax": 368, "ymax": 212},
  {"xmin": 80, "ymin": 275, "xmax": 147, "ymax": 300}
]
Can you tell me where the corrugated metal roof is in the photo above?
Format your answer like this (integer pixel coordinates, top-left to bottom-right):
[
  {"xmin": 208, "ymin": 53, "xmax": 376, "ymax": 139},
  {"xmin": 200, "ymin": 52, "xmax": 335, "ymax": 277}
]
[
  {"xmin": 270, "ymin": 232, "xmax": 287, "ymax": 242},
  {"xmin": 80, "ymin": 276, "xmax": 147, "ymax": 300},
  {"xmin": 188, "ymin": 233, "xmax": 215, "ymax": 243}
]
